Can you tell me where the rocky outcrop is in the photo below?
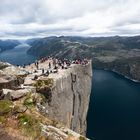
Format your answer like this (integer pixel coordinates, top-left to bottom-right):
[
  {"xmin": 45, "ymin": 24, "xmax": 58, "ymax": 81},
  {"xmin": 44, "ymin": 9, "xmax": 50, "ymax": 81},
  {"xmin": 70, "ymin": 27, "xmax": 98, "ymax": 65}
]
[
  {"xmin": 2, "ymin": 89, "xmax": 30, "ymax": 100},
  {"xmin": 0, "ymin": 60, "xmax": 92, "ymax": 139},
  {"xmin": 0, "ymin": 76, "xmax": 22, "ymax": 90},
  {"xmin": 0, "ymin": 65, "xmax": 27, "ymax": 90},
  {"xmin": 43, "ymin": 61, "xmax": 92, "ymax": 135}
]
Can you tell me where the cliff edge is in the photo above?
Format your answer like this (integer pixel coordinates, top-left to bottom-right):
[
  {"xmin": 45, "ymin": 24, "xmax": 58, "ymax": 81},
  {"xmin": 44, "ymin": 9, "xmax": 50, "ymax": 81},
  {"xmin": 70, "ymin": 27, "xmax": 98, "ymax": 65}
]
[
  {"xmin": 46, "ymin": 61, "xmax": 92, "ymax": 135},
  {"xmin": 0, "ymin": 59, "xmax": 92, "ymax": 140}
]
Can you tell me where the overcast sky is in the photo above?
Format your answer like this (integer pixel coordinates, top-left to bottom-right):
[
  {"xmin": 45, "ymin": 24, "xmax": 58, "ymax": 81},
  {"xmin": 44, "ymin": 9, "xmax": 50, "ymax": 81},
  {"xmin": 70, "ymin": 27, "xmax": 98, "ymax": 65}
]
[{"xmin": 0, "ymin": 0, "xmax": 140, "ymax": 39}]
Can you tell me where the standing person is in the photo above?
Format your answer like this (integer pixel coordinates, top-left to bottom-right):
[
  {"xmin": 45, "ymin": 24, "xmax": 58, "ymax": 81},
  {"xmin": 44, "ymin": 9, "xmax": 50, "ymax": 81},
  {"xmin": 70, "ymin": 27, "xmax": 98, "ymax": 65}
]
[
  {"xmin": 23, "ymin": 64, "xmax": 26, "ymax": 68},
  {"xmin": 54, "ymin": 65, "xmax": 58, "ymax": 73},
  {"xmin": 58, "ymin": 60, "xmax": 62, "ymax": 67},
  {"xmin": 64, "ymin": 61, "xmax": 67, "ymax": 69},
  {"xmin": 53, "ymin": 58, "xmax": 56, "ymax": 68},
  {"xmin": 42, "ymin": 68, "xmax": 45, "ymax": 74},
  {"xmin": 36, "ymin": 61, "xmax": 39, "ymax": 69},
  {"xmin": 49, "ymin": 62, "xmax": 51, "ymax": 69},
  {"xmin": 46, "ymin": 70, "xmax": 49, "ymax": 76},
  {"xmin": 35, "ymin": 60, "xmax": 37, "ymax": 66},
  {"xmin": 34, "ymin": 75, "xmax": 38, "ymax": 80}
]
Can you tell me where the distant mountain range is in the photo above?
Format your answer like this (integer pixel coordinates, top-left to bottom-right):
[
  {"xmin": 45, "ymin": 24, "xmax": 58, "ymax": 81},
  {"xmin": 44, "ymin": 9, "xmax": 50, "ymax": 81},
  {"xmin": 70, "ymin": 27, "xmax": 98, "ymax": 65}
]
[
  {"xmin": 26, "ymin": 35, "xmax": 140, "ymax": 82},
  {"xmin": 27, "ymin": 35, "xmax": 140, "ymax": 57}
]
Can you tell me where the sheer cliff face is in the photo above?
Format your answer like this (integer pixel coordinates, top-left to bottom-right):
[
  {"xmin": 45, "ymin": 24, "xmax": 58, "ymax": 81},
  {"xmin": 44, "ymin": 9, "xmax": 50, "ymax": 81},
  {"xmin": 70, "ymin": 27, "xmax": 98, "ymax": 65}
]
[{"xmin": 46, "ymin": 61, "xmax": 92, "ymax": 135}]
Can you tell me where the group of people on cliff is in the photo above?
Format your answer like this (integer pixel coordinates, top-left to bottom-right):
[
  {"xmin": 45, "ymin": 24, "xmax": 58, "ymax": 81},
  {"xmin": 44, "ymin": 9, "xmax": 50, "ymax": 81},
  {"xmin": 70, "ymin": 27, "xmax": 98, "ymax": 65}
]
[
  {"xmin": 22, "ymin": 56, "xmax": 89, "ymax": 77},
  {"xmin": 39, "ymin": 56, "xmax": 89, "ymax": 70}
]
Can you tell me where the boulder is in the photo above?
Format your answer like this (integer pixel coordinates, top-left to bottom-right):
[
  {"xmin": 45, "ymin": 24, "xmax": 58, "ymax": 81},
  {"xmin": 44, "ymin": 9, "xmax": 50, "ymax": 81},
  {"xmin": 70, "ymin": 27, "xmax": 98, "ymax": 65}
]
[
  {"xmin": 24, "ymin": 75, "xmax": 36, "ymax": 86},
  {"xmin": 2, "ymin": 66, "xmax": 27, "ymax": 76},
  {"xmin": 2, "ymin": 89, "xmax": 29, "ymax": 100},
  {"xmin": 13, "ymin": 105, "xmax": 28, "ymax": 114},
  {"xmin": 0, "ymin": 90, "xmax": 4, "ymax": 100},
  {"xmin": 0, "ymin": 62, "xmax": 10, "ymax": 70},
  {"xmin": 47, "ymin": 126, "xmax": 68, "ymax": 139},
  {"xmin": 0, "ymin": 76, "xmax": 22, "ymax": 90}
]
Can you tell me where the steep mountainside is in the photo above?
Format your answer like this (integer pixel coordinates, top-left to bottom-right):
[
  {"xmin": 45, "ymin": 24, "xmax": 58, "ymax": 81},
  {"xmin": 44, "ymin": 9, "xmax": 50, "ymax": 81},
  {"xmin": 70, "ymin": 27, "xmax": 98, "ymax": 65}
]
[
  {"xmin": 27, "ymin": 37, "xmax": 92, "ymax": 59},
  {"xmin": 0, "ymin": 40, "xmax": 20, "ymax": 53},
  {"xmin": 27, "ymin": 36, "xmax": 140, "ymax": 81}
]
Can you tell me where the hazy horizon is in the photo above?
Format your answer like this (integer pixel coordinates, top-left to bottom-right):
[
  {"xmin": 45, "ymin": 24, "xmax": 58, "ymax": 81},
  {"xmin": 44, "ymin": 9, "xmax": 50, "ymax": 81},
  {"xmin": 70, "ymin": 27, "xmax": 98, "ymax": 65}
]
[{"xmin": 1, "ymin": 34, "xmax": 140, "ymax": 41}]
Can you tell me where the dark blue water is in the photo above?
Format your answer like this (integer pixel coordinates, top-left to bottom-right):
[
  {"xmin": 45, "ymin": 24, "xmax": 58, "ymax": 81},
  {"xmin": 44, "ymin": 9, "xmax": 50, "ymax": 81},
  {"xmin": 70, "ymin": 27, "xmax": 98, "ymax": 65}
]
[
  {"xmin": 0, "ymin": 44, "xmax": 37, "ymax": 65},
  {"xmin": 87, "ymin": 70, "xmax": 140, "ymax": 140}
]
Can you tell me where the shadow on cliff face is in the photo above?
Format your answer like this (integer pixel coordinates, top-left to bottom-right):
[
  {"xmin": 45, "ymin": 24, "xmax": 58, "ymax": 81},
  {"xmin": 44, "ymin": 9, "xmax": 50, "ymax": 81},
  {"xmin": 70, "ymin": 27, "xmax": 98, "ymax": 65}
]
[{"xmin": 86, "ymin": 69, "xmax": 95, "ymax": 140}]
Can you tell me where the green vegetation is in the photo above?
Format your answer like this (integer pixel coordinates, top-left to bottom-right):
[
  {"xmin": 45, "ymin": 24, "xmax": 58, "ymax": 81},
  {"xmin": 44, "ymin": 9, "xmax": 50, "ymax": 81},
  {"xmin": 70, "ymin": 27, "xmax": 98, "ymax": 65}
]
[
  {"xmin": 39, "ymin": 93, "xmax": 47, "ymax": 105},
  {"xmin": 23, "ymin": 92, "xmax": 37, "ymax": 107},
  {"xmin": 34, "ymin": 79, "xmax": 53, "ymax": 104},
  {"xmin": 24, "ymin": 96, "xmax": 36, "ymax": 107},
  {"xmin": 18, "ymin": 113, "xmax": 42, "ymax": 139},
  {"xmin": 79, "ymin": 136, "xmax": 86, "ymax": 140},
  {"xmin": 0, "ymin": 100, "xmax": 13, "ymax": 115},
  {"xmin": 0, "ymin": 116, "xmax": 6, "ymax": 123},
  {"xmin": 34, "ymin": 78, "xmax": 53, "ymax": 89},
  {"xmin": 67, "ymin": 133, "xmax": 74, "ymax": 137},
  {"xmin": 23, "ymin": 92, "xmax": 48, "ymax": 107}
]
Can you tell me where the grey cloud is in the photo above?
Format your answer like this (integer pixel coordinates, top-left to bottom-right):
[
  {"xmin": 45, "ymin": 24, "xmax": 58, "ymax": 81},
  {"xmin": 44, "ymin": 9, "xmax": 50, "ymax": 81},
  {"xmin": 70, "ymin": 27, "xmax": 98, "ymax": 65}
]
[{"xmin": 0, "ymin": 0, "xmax": 140, "ymax": 39}]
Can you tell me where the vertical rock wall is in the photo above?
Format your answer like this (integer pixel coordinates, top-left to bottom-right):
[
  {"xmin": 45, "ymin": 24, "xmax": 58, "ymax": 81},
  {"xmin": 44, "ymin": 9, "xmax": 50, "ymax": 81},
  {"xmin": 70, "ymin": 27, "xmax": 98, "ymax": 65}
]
[{"xmin": 47, "ymin": 61, "xmax": 92, "ymax": 135}]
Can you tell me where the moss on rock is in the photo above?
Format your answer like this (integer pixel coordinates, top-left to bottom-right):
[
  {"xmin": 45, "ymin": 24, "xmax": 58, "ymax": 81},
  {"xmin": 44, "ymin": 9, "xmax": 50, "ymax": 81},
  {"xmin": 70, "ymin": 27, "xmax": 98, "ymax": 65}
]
[
  {"xmin": 79, "ymin": 136, "xmax": 86, "ymax": 140},
  {"xmin": 0, "ymin": 116, "xmax": 6, "ymax": 123},
  {"xmin": 34, "ymin": 78, "xmax": 53, "ymax": 90},
  {"xmin": 24, "ymin": 97, "xmax": 35, "ymax": 106},
  {"xmin": 0, "ymin": 100, "xmax": 13, "ymax": 116}
]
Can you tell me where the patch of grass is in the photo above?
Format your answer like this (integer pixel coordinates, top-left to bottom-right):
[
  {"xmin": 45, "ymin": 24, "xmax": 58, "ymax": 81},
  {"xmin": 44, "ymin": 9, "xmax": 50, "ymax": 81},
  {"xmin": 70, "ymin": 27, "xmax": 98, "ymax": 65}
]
[
  {"xmin": 18, "ymin": 113, "xmax": 42, "ymax": 139},
  {"xmin": 79, "ymin": 136, "xmax": 86, "ymax": 140},
  {"xmin": 38, "ymin": 93, "xmax": 47, "ymax": 105},
  {"xmin": 34, "ymin": 78, "xmax": 53, "ymax": 89},
  {"xmin": 0, "ymin": 116, "xmax": 6, "ymax": 123},
  {"xmin": 23, "ymin": 92, "xmax": 36, "ymax": 107},
  {"xmin": 23, "ymin": 92, "xmax": 47, "ymax": 108},
  {"xmin": 24, "ymin": 97, "xmax": 35, "ymax": 106},
  {"xmin": 34, "ymin": 79, "xmax": 53, "ymax": 104},
  {"xmin": 0, "ymin": 100, "xmax": 13, "ymax": 116}
]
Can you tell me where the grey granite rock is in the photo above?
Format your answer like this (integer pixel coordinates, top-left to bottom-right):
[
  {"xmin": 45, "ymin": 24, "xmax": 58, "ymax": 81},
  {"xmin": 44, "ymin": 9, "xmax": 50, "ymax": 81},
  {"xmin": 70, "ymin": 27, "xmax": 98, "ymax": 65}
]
[
  {"xmin": 2, "ymin": 89, "xmax": 29, "ymax": 100},
  {"xmin": 44, "ymin": 62, "xmax": 92, "ymax": 135}
]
